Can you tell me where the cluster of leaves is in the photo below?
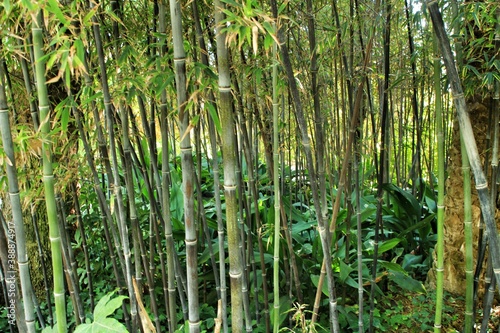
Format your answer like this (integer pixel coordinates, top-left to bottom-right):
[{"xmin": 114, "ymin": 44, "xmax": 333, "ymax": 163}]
[{"xmin": 460, "ymin": 1, "xmax": 500, "ymax": 96}]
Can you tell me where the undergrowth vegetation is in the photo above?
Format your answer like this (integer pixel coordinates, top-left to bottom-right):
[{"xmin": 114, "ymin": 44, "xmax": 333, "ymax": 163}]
[{"xmin": 2, "ymin": 155, "xmax": 440, "ymax": 332}]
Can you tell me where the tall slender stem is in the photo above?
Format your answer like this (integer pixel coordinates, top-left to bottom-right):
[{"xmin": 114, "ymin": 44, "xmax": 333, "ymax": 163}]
[
  {"xmin": 32, "ymin": 10, "xmax": 67, "ymax": 333},
  {"xmin": 432, "ymin": 32, "xmax": 444, "ymax": 333}
]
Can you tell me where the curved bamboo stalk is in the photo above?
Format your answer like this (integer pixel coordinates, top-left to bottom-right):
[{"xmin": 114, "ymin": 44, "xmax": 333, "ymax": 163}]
[{"xmin": 0, "ymin": 53, "xmax": 35, "ymax": 333}]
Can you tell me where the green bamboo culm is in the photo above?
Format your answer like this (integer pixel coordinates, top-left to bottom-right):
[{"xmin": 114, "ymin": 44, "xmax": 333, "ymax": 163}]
[
  {"xmin": 432, "ymin": 32, "xmax": 444, "ymax": 333},
  {"xmin": 213, "ymin": 0, "xmax": 244, "ymax": 331},
  {"xmin": 271, "ymin": 20, "xmax": 280, "ymax": 333},
  {"xmin": 461, "ymin": 129, "xmax": 474, "ymax": 333},
  {"xmin": 32, "ymin": 10, "xmax": 67, "ymax": 333},
  {"xmin": 0, "ymin": 58, "xmax": 35, "ymax": 333}
]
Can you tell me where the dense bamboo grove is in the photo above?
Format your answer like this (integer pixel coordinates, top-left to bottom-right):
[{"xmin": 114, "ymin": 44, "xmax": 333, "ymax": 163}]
[{"xmin": 0, "ymin": 0, "xmax": 499, "ymax": 332}]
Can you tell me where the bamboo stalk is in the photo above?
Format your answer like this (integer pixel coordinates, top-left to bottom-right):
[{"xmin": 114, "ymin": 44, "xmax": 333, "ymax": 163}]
[
  {"xmin": 432, "ymin": 31, "xmax": 445, "ymax": 333},
  {"xmin": 213, "ymin": 0, "xmax": 244, "ymax": 330},
  {"xmin": 157, "ymin": 2, "xmax": 180, "ymax": 330},
  {"xmin": 168, "ymin": 0, "xmax": 199, "ymax": 332},
  {"xmin": 0, "ymin": 54, "xmax": 35, "ymax": 333},
  {"xmin": 31, "ymin": 10, "xmax": 68, "ymax": 332},
  {"xmin": 272, "ymin": 19, "xmax": 281, "ymax": 333}
]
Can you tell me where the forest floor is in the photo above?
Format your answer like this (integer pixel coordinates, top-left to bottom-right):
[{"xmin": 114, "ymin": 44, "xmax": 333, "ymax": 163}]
[{"xmin": 381, "ymin": 284, "xmax": 500, "ymax": 333}]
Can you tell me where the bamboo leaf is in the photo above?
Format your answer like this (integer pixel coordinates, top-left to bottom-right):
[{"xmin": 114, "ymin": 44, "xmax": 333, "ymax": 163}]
[
  {"xmin": 206, "ymin": 103, "xmax": 222, "ymax": 134},
  {"xmin": 47, "ymin": 0, "xmax": 69, "ymax": 26},
  {"xmin": 3, "ymin": 0, "xmax": 11, "ymax": 14}
]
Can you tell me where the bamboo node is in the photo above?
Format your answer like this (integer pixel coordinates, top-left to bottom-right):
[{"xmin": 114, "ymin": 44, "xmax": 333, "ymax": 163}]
[
  {"xmin": 452, "ymin": 92, "xmax": 464, "ymax": 100},
  {"xmin": 223, "ymin": 184, "xmax": 237, "ymax": 190},
  {"xmin": 185, "ymin": 239, "xmax": 197, "ymax": 246},
  {"xmin": 436, "ymin": 268, "xmax": 444, "ymax": 272},
  {"xmin": 219, "ymin": 86, "xmax": 231, "ymax": 92},
  {"xmin": 173, "ymin": 58, "xmax": 185, "ymax": 63},
  {"xmin": 476, "ymin": 183, "xmax": 488, "ymax": 190},
  {"xmin": 180, "ymin": 147, "xmax": 192, "ymax": 152},
  {"xmin": 437, "ymin": 205, "xmax": 445, "ymax": 209}
]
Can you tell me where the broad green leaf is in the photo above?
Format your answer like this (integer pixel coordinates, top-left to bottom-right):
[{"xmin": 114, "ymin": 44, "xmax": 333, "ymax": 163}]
[
  {"xmin": 74, "ymin": 318, "xmax": 127, "ymax": 333},
  {"xmin": 270, "ymin": 296, "xmax": 290, "ymax": 327},
  {"xmin": 206, "ymin": 103, "xmax": 222, "ymax": 134},
  {"xmin": 93, "ymin": 291, "xmax": 127, "ymax": 321},
  {"xmin": 311, "ymin": 274, "xmax": 329, "ymax": 297},
  {"xmin": 402, "ymin": 253, "xmax": 423, "ymax": 271},
  {"xmin": 388, "ymin": 271, "xmax": 426, "ymax": 294},
  {"xmin": 42, "ymin": 325, "xmax": 58, "ymax": 333},
  {"xmin": 378, "ymin": 238, "xmax": 401, "ymax": 254},
  {"xmin": 4, "ymin": 0, "xmax": 11, "ymax": 14},
  {"xmin": 93, "ymin": 318, "xmax": 128, "ymax": 332},
  {"xmin": 395, "ymin": 213, "xmax": 435, "ymax": 239},
  {"xmin": 378, "ymin": 261, "xmax": 406, "ymax": 274},
  {"xmin": 339, "ymin": 259, "xmax": 354, "ymax": 283},
  {"xmin": 74, "ymin": 323, "xmax": 93, "ymax": 333},
  {"xmin": 383, "ymin": 183, "xmax": 421, "ymax": 220}
]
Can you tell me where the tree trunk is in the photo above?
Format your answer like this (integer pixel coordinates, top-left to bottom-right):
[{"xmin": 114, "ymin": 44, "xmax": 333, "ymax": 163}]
[{"xmin": 427, "ymin": 97, "xmax": 493, "ymax": 295}]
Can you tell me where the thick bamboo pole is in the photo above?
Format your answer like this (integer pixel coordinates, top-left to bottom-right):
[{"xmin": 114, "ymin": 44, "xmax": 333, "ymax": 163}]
[
  {"xmin": 32, "ymin": 10, "xmax": 67, "ymax": 333},
  {"xmin": 213, "ymin": 0, "xmax": 244, "ymax": 331},
  {"xmin": 168, "ymin": 1, "xmax": 199, "ymax": 332}
]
